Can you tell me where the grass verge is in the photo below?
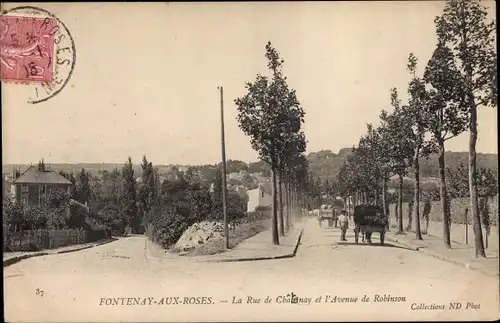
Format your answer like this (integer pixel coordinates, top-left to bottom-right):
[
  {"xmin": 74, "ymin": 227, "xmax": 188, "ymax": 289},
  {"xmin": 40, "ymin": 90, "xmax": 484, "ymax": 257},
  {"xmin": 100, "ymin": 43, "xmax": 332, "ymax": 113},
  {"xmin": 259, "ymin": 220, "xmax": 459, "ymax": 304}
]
[{"xmin": 184, "ymin": 219, "xmax": 270, "ymax": 257}]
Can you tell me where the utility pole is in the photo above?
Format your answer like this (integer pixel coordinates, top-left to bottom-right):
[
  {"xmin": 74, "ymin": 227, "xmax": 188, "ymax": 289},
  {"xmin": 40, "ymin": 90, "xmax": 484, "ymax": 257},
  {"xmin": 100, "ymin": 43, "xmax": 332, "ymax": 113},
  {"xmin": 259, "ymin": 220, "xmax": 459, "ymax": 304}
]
[{"xmin": 218, "ymin": 86, "xmax": 229, "ymax": 249}]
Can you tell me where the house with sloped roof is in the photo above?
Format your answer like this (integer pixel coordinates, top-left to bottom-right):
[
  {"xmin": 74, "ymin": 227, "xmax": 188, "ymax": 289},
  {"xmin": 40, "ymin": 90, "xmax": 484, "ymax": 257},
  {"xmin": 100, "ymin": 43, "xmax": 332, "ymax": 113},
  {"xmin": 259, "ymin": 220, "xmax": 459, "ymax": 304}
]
[
  {"xmin": 12, "ymin": 161, "xmax": 72, "ymax": 207},
  {"xmin": 247, "ymin": 182, "xmax": 273, "ymax": 212}
]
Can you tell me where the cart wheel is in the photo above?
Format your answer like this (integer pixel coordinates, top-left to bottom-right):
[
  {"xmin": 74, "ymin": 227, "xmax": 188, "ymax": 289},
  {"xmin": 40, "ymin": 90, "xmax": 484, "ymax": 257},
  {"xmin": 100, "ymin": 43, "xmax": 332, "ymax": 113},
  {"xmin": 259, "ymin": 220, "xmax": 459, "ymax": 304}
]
[
  {"xmin": 354, "ymin": 231, "xmax": 359, "ymax": 244},
  {"xmin": 380, "ymin": 232, "xmax": 385, "ymax": 246}
]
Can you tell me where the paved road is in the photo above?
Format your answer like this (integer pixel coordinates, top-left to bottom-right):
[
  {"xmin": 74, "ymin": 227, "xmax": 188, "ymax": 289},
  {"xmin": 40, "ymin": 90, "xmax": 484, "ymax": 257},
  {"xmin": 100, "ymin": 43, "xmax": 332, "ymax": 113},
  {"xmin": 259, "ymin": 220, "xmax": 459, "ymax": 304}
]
[{"xmin": 4, "ymin": 218, "xmax": 499, "ymax": 322}]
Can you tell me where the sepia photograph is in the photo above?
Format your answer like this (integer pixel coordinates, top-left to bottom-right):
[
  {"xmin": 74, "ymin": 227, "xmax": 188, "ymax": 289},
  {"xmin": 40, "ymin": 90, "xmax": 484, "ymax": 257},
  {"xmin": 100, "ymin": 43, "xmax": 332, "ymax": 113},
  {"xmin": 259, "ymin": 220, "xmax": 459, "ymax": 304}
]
[{"xmin": 1, "ymin": 1, "xmax": 498, "ymax": 322}]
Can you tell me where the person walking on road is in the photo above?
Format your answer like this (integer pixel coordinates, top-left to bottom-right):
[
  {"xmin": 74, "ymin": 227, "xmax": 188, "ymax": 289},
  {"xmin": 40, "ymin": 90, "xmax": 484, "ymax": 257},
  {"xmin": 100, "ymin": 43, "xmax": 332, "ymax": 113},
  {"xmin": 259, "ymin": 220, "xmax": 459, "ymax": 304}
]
[{"xmin": 339, "ymin": 210, "xmax": 349, "ymax": 241}]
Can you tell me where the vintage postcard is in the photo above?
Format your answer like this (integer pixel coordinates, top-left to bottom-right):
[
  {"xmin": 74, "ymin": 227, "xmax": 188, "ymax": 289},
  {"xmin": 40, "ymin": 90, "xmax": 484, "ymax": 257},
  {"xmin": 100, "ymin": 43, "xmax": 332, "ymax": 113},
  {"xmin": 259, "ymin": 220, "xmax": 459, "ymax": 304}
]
[{"xmin": 2, "ymin": 1, "xmax": 499, "ymax": 322}]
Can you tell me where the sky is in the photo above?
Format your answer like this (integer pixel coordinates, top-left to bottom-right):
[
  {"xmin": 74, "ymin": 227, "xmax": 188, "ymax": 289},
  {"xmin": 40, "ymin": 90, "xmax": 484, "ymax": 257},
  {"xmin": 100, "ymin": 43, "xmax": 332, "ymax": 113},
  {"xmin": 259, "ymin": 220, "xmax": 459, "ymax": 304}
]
[{"xmin": 2, "ymin": 1, "xmax": 497, "ymax": 166}]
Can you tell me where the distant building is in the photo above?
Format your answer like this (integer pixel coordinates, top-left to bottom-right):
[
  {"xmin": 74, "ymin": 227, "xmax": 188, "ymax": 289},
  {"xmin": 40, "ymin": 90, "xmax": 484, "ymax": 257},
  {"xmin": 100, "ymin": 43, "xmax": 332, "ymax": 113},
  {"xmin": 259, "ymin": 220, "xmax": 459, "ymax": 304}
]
[
  {"xmin": 178, "ymin": 166, "xmax": 189, "ymax": 173},
  {"xmin": 250, "ymin": 172, "xmax": 262, "ymax": 180},
  {"xmin": 135, "ymin": 176, "xmax": 167, "ymax": 185},
  {"xmin": 247, "ymin": 183, "xmax": 272, "ymax": 212},
  {"xmin": 12, "ymin": 163, "xmax": 72, "ymax": 207}
]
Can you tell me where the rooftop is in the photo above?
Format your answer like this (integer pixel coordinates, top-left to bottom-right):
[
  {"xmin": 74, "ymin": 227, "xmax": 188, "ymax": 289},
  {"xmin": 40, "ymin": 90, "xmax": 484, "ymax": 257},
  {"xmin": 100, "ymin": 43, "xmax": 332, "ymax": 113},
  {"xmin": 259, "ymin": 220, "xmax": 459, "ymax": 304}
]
[{"xmin": 13, "ymin": 165, "xmax": 72, "ymax": 185}]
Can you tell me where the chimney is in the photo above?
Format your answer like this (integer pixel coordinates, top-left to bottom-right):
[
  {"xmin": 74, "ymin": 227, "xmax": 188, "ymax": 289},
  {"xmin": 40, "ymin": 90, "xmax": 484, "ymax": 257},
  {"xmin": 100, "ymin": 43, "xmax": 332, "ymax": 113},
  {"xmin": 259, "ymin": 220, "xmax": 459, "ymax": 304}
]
[
  {"xmin": 38, "ymin": 158, "xmax": 46, "ymax": 172},
  {"xmin": 13, "ymin": 167, "xmax": 21, "ymax": 179}
]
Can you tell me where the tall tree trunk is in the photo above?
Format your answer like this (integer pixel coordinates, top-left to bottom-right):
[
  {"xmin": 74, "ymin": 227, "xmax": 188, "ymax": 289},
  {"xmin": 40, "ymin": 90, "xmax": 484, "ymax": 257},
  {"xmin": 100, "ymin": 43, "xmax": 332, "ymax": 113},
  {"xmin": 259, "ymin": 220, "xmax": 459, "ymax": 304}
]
[
  {"xmin": 438, "ymin": 140, "xmax": 451, "ymax": 249},
  {"xmin": 481, "ymin": 196, "xmax": 490, "ymax": 250},
  {"xmin": 382, "ymin": 177, "xmax": 389, "ymax": 232},
  {"xmin": 407, "ymin": 200, "xmax": 413, "ymax": 232},
  {"xmin": 289, "ymin": 187, "xmax": 293, "ymax": 222},
  {"xmin": 271, "ymin": 165, "xmax": 280, "ymax": 245},
  {"xmin": 278, "ymin": 169, "xmax": 285, "ymax": 236},
  {"xmin": 382, "ymin": 178, "xmax": 388, "ymax": 217},
  {"xmin": 375, "ymin": 187, "xmax": 379, "ymax": 206},
  {"xmin": 414, "ymin": 149, "xmax": 422, "ymax": 240},
  {"xmin": 469, "ymin": 105, "xmax": 486, "ymax": 258},
  {"xmin": 397, "ymin": 173, "xmax": 404, "ymax": 234},
  {"xmin": 285, "ymin": 181, "xmax": 289, "ymax": 231}
]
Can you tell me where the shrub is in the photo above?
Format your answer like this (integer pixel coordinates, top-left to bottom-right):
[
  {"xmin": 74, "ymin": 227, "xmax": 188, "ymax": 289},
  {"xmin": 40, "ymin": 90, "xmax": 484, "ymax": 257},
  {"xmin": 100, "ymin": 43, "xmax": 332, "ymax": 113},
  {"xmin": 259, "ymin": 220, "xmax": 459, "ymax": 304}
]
[
  {"xmin": 150, "ymin": 211, "xmax": 190, "ymax": 248},
  {"xmin": 3, "ymin": 200, "xmax": 24, "ymax": 231},
  {"xmin": 148, "ymin": 178, "xmax": 213, "ymax": 248},
  {"xmin": 209, "ymin": 190, "xmax": 248, "ymax": 222}
]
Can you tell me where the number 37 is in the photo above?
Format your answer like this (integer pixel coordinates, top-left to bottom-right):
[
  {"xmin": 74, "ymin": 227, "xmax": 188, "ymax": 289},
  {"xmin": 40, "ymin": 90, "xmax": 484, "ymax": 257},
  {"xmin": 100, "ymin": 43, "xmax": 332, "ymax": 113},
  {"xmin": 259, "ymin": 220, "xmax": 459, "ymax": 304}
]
[{"xmin": 36, "ymin": 289, "xmax": 44, "ymax": 297}]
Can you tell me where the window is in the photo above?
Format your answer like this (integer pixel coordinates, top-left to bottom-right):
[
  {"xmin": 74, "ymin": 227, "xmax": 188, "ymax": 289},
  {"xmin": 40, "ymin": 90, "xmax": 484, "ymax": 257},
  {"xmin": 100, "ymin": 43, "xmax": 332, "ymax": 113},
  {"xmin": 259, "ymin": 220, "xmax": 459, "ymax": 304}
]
[
  {"xmin": 39, "ymin": 185, "xmax": 47, "ymax": 204},
  {"xmin": 261, "ymin": 189, "xmax": 265, "ymax": 198},
  {"xmin": 21, "ymin": 184, "xmax": 28, "ymax": 193}
]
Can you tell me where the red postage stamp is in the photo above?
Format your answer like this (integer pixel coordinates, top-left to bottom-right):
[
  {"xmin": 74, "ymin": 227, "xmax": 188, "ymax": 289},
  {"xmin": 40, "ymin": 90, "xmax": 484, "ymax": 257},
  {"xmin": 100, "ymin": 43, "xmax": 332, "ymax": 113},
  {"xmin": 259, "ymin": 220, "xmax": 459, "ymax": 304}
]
[{"xmin": 0, "ymin": 15, "xmax": 56, "ymax": 82}]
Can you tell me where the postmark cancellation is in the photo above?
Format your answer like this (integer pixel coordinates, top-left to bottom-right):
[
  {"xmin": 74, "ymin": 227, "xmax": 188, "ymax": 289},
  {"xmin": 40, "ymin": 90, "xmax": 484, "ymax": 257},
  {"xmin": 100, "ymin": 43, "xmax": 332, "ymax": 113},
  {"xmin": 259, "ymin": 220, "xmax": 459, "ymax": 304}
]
[{"xmin": 0, "ymin": 6, "xmax": 76, "ymax": 104}]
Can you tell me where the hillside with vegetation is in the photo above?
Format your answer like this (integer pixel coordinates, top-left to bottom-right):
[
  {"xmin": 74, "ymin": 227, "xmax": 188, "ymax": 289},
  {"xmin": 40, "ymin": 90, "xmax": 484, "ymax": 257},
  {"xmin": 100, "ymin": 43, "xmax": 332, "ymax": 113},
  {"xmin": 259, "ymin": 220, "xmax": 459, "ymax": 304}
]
[
  {"xmin": 3, "ymin": 149, "xmax": 496, "ymax": 185},
  {"xmin": 305, "ymin": 149, "xmax": 498, "ymax": 183}
]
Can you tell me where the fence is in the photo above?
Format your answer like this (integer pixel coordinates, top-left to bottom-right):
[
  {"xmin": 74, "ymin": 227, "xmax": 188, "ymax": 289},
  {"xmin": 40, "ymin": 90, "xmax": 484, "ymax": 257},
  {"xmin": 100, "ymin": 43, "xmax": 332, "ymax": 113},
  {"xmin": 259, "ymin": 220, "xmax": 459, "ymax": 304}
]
[{"xmin": 3, "ymin": 228, "xmax": 111, "ymax": 252}]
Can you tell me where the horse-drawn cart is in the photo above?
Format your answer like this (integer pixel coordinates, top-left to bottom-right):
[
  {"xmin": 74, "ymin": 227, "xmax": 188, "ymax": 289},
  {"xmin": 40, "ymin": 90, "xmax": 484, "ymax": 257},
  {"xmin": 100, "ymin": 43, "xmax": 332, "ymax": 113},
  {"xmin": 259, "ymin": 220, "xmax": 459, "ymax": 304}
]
[
  {"xmin": 318, "ymin": 204, "xmax": 337, "ymax": 228},
  {"xmin": 353, "ymin": 205, "xmax": 387, "ymax": 245}
]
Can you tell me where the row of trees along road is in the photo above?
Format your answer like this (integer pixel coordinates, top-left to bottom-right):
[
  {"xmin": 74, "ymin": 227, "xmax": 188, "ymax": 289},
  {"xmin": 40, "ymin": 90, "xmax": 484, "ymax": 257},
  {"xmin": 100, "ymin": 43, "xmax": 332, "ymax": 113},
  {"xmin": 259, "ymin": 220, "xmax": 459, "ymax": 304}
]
[
  {"xmin": 336, "ymin": 0, "xmax": 496, "ymax": 258},
  {"xmin": 235, "ymin": 42, "xmax": 309, "ymax": 245}
]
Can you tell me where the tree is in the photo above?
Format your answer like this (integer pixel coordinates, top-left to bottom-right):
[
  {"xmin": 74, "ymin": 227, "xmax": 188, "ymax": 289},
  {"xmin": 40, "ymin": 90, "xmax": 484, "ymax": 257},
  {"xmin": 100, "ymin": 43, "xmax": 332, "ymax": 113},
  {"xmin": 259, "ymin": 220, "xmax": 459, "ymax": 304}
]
[
  {"xmin": 424, "ymin": 40, "xmax": 469, "ymax": 249},
  {"xmin": 69, "ymin": 173, "xmax": 77, "ymax": 200},
  {"xmin": 121, "ymin": 157, "xmax": 138, "ymax": 233},
  {"xmin": 379, "ymin": 89, "xmax": 415, "ymax": 234},
  {"xmin": 434, "ymin": 0, "xmax": 497, "ymax": 257},
  {"xmin": 138, "ymin": 156, "xmax": 159, "ymax": 229},
  {"xmin": 152, "ymin": 177, "xmax": 213, "ymax": 247},
  {"xmin": 76, "ymin": 168, "xmax": 92, "ymax": 205},
  {"xmin": 371, "ymin": 122, "xmax": 393, "ymax": 219},
  {"xmin": 223, "ymin": 160, "xmax": 249, "ymax": 173},
  {"xmin": 446, "ymin": 163, "xmax": 470, "ymax": 199},
  {"xmin": 477, "ymin": 167, "xmax": 498, "ymax": 249},
  {"xmin": 44, "ymin": 188, "xmax": 71, "ymax": 230},
  {"xmin": 285, "ymin": 153, "xmax": 309, "ymax": 225},
  {"xmin": 404, "ymin": 53, "xmax": 435, "ymax": 239},
  {"xmin": 280, "ymin": 132, "xmax": 306, "ymax": 231},
  {"xmin": 357, "ymin": 124, "xmax": 386, "ymax": 206},
  {"xmin": 211, "ymin": 166, "xmax": 248, "ymax": 224},
  {"xmin": 3, "ymin": 199, "xmax": 24, "ymax": 231},
  {"xmin": 185, "ymin": 167, "xmax": 195, "ymax": 182},
  {"xmin": 235, "ymin": 42, "xmax": 305, "ymax": 245}
]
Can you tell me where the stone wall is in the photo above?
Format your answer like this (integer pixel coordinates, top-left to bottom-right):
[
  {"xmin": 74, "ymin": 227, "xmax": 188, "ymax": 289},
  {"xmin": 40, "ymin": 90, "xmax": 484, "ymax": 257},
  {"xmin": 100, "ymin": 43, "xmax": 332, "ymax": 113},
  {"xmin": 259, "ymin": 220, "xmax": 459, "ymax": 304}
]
[{"xmin": 390, "ymin": 195, "xmax": 498, "ymax": 226}]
